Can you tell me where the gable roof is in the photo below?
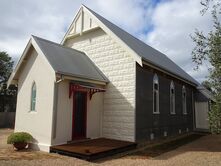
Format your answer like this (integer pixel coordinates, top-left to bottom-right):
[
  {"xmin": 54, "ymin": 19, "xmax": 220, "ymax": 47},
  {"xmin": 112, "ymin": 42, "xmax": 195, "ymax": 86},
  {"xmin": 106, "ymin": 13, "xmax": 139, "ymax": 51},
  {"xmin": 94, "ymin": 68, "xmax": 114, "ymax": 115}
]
[
  {"xmin": 63, "ymin": 5, "xmax": 199, "ymax": 86},
  {"xmin": 197, "ymin": 86, "xmax": 215, "ymax": 102},
  {"xmin": 7, "ymin": 36, "xmax": 108, "ymax": 86},
  {"xmin": 32, "ymin": 36, "xmax": 108, "ymax": 83}
]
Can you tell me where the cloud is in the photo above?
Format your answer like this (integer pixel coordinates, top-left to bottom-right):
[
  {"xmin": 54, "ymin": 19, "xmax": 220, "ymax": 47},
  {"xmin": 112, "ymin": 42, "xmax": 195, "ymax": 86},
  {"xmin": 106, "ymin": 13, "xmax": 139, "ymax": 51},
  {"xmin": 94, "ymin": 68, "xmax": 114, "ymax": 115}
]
[
  {"xmin": 0, "ymin": 0, "xmax": 211, "ymax": 82},
  {"xmin": 86, "ymin": 0, "xmax": 154, "ymax": 35},
  {"xmin": 0, "ymin": 0, "xmax": 152, "ymax": 59},
  {"xmin": 0, "ymin": 0, "xmax": 83, "ymax": 59},
  {"xmin": 146, "ymin": 0, "xmax": 212, "ymax": 82}
]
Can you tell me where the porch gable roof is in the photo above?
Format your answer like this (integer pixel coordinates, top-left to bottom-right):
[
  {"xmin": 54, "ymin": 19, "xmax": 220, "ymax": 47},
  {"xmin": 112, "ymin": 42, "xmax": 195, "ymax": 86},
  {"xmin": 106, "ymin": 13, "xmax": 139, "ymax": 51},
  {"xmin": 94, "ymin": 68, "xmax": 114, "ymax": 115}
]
[
  {"xmin": 7, "ymin": 36, "xmax": 108, "ymax": 87},
  {"xmin": 33, "ymin": 36, "xmax": 108, "ymax": 83}
]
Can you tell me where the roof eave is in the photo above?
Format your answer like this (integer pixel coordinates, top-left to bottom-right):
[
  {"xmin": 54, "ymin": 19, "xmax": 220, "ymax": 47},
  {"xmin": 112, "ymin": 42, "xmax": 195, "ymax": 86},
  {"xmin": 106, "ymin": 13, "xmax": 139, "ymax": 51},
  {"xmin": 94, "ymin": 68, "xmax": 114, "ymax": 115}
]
[
  {"xmin": 197, "ymin": 86, "xmax": 215, "ymax": 102},
  {"xmin": 61, "ymin": 5, "xmax": 84, "ymax": 44},
  {"xmin": 142, "ymin": 59, "xmax": 198, "ymax": 87},
  {"xmin": 61, "ymin": 5, "xmax": 143, "ymax": 66},
  {"xmin": 7, "ymin": 38, "xmax": 33, "ymax": 88},
  {"xmin": 83, "ymin": 5, "xmax": 143, "ymax": 66},
  {"xmin": 56, "ymin": 71, "xmax": 108, "ymax": 86}
]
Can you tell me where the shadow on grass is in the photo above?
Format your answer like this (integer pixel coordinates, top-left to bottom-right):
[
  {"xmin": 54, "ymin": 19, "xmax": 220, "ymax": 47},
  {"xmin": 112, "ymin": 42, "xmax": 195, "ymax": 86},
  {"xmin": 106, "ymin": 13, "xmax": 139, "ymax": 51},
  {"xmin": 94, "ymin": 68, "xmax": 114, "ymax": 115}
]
[
  {"xmin": 126, "ymin": 134, "xmax": 204, "ymax": 159},
  {"xmin": 95, "ymin": 133, "xmax": 206, "ymax": 162}
]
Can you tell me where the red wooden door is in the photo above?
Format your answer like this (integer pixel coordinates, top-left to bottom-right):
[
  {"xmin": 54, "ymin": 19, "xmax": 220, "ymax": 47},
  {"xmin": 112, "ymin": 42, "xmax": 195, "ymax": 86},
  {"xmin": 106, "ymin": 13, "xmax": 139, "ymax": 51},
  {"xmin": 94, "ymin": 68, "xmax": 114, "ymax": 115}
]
[{"xmin": 72, "ymin": 91, "xmax": 87, "ymax": 140}]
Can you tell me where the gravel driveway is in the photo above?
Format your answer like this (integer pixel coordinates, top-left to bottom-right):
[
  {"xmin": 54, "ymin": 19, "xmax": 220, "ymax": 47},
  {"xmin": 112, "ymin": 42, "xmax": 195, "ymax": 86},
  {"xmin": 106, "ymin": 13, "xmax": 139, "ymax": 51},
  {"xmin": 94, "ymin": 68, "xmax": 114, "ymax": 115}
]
[{"xmin": 0, "ymin": 129, "xmax": 221, "ymax": 166}]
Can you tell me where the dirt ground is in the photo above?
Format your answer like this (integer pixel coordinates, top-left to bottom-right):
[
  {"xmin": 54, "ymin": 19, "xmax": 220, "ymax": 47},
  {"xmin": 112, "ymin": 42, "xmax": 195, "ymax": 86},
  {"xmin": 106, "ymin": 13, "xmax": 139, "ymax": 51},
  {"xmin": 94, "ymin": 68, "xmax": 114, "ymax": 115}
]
[{"xmin": 0, "ymin": 129, "xmax": 221, "ymax": 166}]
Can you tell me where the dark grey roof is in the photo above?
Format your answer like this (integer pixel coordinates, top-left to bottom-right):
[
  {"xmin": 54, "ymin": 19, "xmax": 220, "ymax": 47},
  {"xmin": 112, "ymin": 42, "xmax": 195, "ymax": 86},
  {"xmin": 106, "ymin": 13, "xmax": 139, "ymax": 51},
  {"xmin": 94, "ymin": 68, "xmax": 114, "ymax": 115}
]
[
  {"xmin": 197, "ymin": 86, "xmax": 215, "ymax": 102},
  {"xmin": 32, "ymin": 36, "xmax": 108, "ymax": 83},
  {"xmin": 85, "ymin": 6, "xmax": 199, "ymax": 85}
]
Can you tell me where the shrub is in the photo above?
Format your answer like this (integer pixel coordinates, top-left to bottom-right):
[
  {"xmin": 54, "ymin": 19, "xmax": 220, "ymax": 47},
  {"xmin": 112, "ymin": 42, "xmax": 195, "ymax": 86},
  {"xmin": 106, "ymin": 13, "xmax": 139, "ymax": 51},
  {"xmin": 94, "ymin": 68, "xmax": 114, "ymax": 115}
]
[
  {"xmin": 7, "ymin": 132, "xmax": 33, "ymax": 144},
  {"xmin": 208, "ymin": 102, "xmax": 221, "ymax": 134}
]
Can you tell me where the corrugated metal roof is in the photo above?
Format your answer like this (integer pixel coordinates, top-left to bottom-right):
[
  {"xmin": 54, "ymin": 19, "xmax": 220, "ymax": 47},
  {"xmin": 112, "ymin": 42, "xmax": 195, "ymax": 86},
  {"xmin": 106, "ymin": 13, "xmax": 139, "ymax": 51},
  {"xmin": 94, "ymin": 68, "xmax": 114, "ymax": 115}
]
[
  {"xmin": 85, "ymin": 6, "xmax": 199, "ymax": 85},
  {"xmin": 197, "ymin": 86, "xmax": 215, "ymax": 101},
  {"xmin": 32, "ymin": 36, "xmax": 108, "ymax": 83}
]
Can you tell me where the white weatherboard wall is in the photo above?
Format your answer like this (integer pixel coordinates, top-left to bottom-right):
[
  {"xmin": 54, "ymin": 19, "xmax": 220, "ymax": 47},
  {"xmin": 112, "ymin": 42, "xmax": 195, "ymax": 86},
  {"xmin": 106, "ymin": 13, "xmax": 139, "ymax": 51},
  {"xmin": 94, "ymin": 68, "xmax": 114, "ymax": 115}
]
[
  {"xmin": 195, "ymin": 102, "xmax": 209, "ymax": 130},
  {"xmin": 65, "ymin": 28, "xmax": 136, "ymax": 142},
  {"xmin": 15, "ymin": 47, "xmax": 55, "ymax": 152},
  {"xmin": 53, "ymin": 80, "xmax": 103, "ymax": 145}
]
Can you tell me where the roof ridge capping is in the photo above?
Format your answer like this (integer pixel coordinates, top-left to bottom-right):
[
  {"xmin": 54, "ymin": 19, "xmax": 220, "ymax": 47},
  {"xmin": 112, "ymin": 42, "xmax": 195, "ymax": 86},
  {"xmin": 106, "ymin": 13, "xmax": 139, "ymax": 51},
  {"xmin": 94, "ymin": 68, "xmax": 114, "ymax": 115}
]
[{"xmin": 80, "ymin": 5, "xmax": 199, "ymax": 86}]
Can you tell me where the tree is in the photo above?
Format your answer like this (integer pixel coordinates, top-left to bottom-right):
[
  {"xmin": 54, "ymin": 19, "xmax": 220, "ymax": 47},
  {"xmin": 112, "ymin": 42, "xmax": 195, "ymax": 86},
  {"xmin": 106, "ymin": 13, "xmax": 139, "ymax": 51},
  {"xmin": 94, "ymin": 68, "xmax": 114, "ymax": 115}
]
[
  {"xmin": 0, "ymin": 51, "xmax": 14, "ymax": 84},
  {"xmin": 191, "ymin": 0, "xmax": 221, "ymax": 134},
  {"xmin": 0, "ymin": 51, "xmax": 17, "ymax": 112},
  {"xmin": 201, "ymin": 80, "xmax": 213, "ymax": 92}
]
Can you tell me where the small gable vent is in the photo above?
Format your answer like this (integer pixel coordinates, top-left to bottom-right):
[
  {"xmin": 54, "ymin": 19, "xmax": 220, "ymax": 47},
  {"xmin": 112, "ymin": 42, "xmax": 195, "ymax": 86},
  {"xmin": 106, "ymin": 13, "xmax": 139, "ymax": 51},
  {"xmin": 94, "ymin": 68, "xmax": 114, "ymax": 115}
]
[
  {"xmin": 150, "ymin": 133, "xmax": 154, "ymax": 140},
  {"xmin": 164, "ymin": 131, "xmax": 167, "ymax": 137}
]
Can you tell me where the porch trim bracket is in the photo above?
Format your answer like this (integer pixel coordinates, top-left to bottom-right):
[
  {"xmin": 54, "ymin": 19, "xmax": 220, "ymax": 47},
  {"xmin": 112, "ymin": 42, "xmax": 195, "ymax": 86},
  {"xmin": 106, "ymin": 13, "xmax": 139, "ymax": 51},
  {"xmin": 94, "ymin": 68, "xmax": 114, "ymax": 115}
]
[{"xmin": 69, "ymin": 83, "xmax": 105, "ymax": 100}]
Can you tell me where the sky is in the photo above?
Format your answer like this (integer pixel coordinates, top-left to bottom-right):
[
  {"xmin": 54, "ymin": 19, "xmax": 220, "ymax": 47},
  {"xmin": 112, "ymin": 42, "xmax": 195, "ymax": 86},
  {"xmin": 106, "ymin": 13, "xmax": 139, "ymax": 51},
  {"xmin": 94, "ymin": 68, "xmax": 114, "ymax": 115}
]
[{"xmin": 0, "ymin": 0, "xmax": 213, "ymax": 83}]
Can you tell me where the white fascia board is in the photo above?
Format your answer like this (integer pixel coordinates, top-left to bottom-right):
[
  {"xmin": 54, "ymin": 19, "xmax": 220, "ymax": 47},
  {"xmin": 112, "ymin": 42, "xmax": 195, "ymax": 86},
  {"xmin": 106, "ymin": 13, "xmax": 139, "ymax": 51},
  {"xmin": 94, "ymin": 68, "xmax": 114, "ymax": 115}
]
[
  {"xmin": 31, "ymin": 36, "xmax": 56, "ymax": 77},
  {"xmin": 7, "ymin": 72, "xmax": 16, "ymax": 88},
  {"xmin": 65, "ymin": 26, "xmax": 100, "ymax": 40},
  {"xmin": 58, "ymin": 73, "xmax": 107, "ymax": 86},
  {"xmin": 61, "ymin": 5, "xmax": 142, "ymax": 66},
  {"xmin": 7, "ymin": 38, "xmax": 32, "ymax": 87},
  {"xmin": 82, "ymin": 5, "xmax": 142, "ymax": 66},
  {"xmin": 60, "ymin": 6, "xmax": 83, "ymax": 44},
  {"xmin": 7, "ymin": 37, "xmax": 56, "ymax": 88}
]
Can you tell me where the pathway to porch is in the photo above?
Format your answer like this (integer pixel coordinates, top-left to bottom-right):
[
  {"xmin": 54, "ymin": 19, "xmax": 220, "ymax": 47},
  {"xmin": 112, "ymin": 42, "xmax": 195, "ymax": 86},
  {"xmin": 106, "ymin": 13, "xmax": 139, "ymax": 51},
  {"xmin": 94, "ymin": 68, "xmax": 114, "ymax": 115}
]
[{"xmin": 50, "ymin": 138, "xmax": 137, "ymax": 161}]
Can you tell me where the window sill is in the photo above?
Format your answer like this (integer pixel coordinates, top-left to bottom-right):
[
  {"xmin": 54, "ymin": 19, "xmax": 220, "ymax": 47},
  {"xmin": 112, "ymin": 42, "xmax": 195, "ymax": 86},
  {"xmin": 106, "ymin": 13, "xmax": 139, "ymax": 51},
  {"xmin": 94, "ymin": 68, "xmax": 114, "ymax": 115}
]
[
  {"xmin": 153, "ymin": 112, "xmax": 160, "ymax": 114},
  {"xmin": 29, "ymin": 111, "xmax": 37, "ymax": 114},
  {"xmin": 170, "ymin": 113, "xmax": 176, "ymax": 115}
]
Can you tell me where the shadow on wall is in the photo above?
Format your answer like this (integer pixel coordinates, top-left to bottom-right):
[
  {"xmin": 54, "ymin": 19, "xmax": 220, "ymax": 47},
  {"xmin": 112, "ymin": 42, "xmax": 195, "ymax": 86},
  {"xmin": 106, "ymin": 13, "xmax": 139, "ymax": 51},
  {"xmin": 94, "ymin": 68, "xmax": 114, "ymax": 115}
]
[
  {"xmin": 101, "ymin": 82, "xmax": 135, "ymax": 142},
  {"xmin": 29, "ymin": 137, "xmax": 40, "ymax": 150}
]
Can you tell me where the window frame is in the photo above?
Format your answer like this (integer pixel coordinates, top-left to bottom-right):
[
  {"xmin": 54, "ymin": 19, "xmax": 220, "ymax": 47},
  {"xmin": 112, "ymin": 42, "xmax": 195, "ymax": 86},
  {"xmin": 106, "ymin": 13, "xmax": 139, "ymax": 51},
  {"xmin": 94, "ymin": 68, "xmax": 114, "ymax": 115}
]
[
  {"xmin": 170, "ymin": 81, "xmax": 176, "ymax": 114},
  {"xmin": 30, "ymin": 82, "xmax": 37, "ymax": 112},
  {"xmin": 182, "ymin": 85, "xmax": 187, "ymax": 115},
  {"xmin": 153, "ymin": 74, "xmax": 160, "ymax": 114}
]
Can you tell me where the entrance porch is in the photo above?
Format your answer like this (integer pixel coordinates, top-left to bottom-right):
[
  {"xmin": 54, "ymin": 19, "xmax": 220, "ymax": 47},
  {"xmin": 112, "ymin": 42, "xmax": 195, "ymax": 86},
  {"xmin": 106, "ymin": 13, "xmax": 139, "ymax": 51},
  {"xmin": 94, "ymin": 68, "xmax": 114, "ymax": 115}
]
[
  {"xmin": 50, "ymin": 138, "xmax": 137, "ymax": 161},
  {"xmin": 52, "ymin": 79, "xmax": 106, "ymax": 147},
  {"xmin": 69, "ymin": 83, "xmax": 105, "ymax": 140}
]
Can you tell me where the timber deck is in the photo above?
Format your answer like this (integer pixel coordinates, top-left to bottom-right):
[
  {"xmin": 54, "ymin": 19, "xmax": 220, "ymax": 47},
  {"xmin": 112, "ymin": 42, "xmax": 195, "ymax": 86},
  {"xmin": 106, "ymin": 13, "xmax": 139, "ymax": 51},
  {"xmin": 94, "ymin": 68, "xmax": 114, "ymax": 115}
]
[{"xmin": 50, "ymin": 138, "xmax": 137, "ymax": 161}]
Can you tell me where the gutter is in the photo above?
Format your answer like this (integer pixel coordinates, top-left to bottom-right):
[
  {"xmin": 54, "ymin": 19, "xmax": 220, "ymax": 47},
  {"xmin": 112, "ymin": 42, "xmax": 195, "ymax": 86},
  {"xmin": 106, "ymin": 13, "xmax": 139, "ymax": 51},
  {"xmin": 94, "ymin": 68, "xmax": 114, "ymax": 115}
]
[{"xmin": 55, "ymin": 75, "xmax": 65, "ymax": 84}]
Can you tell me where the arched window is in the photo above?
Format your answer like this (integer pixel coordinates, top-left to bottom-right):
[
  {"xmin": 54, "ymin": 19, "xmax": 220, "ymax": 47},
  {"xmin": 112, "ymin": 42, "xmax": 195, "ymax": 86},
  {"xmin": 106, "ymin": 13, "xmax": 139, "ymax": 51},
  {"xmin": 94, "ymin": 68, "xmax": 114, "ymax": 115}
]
[
  {"xmin": 31, "ymin": 82, "xmax": 37, "ymax": 111},
  {"xmin": 170, "ymin": 81, "xmax": 175, "ymax": 114},
  {"xmin": 153, "ymin": 74, "xmax": 159, "ymax": 114},
  {"xmin": 182, "ymin": 86, "xmax": 187, "ymax": 114}
]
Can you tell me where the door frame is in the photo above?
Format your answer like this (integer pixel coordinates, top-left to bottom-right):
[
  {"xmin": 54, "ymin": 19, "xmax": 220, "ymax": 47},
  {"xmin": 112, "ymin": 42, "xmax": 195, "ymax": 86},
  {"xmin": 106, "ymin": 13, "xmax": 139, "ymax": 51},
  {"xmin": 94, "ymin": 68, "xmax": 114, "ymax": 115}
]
[{"xmin": 72, "ymin": 90, "xmax": 87, "ymax": 140}]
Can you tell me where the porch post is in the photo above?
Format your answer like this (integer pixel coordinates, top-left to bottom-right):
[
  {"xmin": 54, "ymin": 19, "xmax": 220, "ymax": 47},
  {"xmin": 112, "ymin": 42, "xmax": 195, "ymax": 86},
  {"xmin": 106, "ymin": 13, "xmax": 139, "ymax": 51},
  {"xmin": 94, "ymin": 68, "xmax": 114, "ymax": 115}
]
[{"xmin": 51, "ymin": 82, "xmax": 59, "ymax": 140}]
